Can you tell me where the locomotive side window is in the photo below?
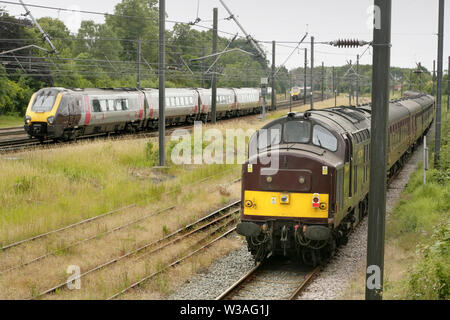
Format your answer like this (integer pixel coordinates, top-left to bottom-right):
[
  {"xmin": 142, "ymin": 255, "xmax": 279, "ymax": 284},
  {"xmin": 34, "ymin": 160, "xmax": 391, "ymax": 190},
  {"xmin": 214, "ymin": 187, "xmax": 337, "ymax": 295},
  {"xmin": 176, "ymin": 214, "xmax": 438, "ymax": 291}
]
[
  {"xmin": 312, "ymin": 125, "xmax": 338, "ymax": 151},
  {"xmin": 284, "ymin": 121, "xmax": 310, "ymax": 143}
]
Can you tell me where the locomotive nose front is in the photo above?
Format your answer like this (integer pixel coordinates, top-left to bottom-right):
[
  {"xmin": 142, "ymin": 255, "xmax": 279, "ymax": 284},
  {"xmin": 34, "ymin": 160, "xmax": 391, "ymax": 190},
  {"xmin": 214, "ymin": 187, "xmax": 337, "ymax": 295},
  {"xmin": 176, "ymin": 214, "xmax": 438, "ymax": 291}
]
[
  {"xmin": 237, "ymin": 116, "xmax": 342, "ymax": 253},
  {"xmin": 241, "ymin": 153, "xmax": 333, "ymax": 223},
  {"xmin": 24, "ymin": 88, "xmax": 62, "ymax": 139}
]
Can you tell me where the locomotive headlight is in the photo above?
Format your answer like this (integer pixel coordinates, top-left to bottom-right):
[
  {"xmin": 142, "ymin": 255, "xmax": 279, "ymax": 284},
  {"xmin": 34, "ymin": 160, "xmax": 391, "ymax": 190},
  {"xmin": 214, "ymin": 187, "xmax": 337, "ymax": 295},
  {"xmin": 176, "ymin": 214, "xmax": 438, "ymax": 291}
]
[
  {"xmin": 25, "ymin": 116, "xmax": 31, "ymax": 125},
  {"xmin": 245, "ymin": 200, "xmax": 253, "ymax": 208},
  {"xmin": 47, "ymin": 116, "xmax": 55, "ymax": 125},
  {"xmin": 266, "ymin": 176, "xmax": 272, "ymax": 183},
  {"xmin": 299, "ymin": 176, "xmax": 305, "ymax": 184},
  {"xmin": 280, "ymin": 194, "xmax": 289, "ymax": 204}
]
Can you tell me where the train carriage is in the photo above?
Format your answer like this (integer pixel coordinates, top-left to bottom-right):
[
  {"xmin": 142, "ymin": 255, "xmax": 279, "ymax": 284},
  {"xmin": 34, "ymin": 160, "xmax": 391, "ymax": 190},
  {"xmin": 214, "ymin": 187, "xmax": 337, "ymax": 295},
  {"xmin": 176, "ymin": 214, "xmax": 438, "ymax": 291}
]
[
  {"xmin": 234, "ymin": 88, "xmax": 261, "ymax": 115},
  {"xmin": 237, "ymin": 93, "xmax": 434, "ymax": 266}
]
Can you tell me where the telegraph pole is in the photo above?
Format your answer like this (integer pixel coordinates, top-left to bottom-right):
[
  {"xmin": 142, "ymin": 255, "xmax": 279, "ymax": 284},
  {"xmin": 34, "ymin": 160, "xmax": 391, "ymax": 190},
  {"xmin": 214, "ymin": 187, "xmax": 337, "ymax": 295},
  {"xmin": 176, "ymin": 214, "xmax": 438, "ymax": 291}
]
[
  {"xmin": 304, "ymin": 48, "xmax": 307, "ymax": 105},
  {"xmin": 310, "ymin": 36, "xmax": 314, "ymax": 110},
  {"xmin": 158, "ymin": 0, "xmax": 166, "ymax": 166},
  {"xmin": 211, "ymin": 7, "xmax": 218, "ymax": 124},
  {"xmin": 289, "ymin": 72, "xmax": 293, "ymax": 112},
  {"xmin": 201, "ymin": 45, "xmax": 205, "ymax": 88},
  {"xmin": 366, "ymin": 0, "xmax": 392, "ymax": 300},
  {"xmin": 348, "ymin": 60, "xmax": 352, "ymax": 107},
  {"xmin": 271, "ymin": 40, "xmax": 276, "ymax": 110},
  {"xmin": 447, "ymin": 56, "xmax": 449, "ymax": 120},
  {"xmin": 356, "ymin": 54, "xmax": 360, "ymax": 106},
  {"xmin": 137, "ymin": 37, "xmax": 141, "ymax": 89},
  {"xmin": 434, "ymin": 0, "xmax": 444, "ymax": 166},
  {"xmin": 321, "ymin": 62, "xmax": 324, "ymax": 101},
  {"xmin": 333, "ymin": 66, "xmax": 336, "ymax": 107},
  {"xmin": 432, "ymin": 60, "xmax": 436, "ymax": 97}
]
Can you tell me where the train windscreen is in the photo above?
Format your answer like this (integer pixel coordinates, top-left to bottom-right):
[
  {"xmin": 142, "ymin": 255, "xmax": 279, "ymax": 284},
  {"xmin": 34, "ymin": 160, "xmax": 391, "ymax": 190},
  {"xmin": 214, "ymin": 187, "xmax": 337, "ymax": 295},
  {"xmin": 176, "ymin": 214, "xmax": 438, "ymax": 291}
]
[
  {"xmin": 312, "ymin": 125, "xmax": 338, "ymax": 151},
  {"xmin": 283, "ymin": 120, "xmax": 311, "ymax": 143},
  {"xmin": 32, "ymin": 89, "xmax": 59, "ymax": 112}
]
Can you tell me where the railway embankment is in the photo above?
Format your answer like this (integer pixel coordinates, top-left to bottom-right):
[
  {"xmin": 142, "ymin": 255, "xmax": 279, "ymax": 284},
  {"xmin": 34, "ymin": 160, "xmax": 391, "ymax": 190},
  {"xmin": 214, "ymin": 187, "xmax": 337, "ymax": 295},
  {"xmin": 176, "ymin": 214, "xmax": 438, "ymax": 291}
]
[{"xmin": 339, "ymin": 108, "xmax": 449, "ymax": 300}]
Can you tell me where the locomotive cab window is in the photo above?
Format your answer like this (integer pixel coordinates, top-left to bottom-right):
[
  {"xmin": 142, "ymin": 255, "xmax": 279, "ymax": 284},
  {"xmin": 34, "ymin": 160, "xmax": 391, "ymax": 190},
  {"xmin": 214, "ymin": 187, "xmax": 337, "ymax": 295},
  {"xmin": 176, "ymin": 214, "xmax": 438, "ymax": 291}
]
[
  {"xmin": 284, "ymin": 120, "xmax": 310, "ymax": 143},
  {"xmin": 257, "ymin": 123, "xmax": 282, "ymax": 150},
  {"xmin": 312, "ymin": 125, "xmax": 337, "ymax": 151},
  {"xmin": 32, "ymin": 89, "xmax": 58, "ymax": 112}
]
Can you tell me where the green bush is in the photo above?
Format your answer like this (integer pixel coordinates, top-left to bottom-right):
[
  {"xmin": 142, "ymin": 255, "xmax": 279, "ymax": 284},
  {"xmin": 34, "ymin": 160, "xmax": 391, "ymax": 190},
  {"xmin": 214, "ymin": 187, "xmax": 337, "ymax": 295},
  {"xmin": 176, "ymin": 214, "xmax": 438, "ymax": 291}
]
[{"xmin": 406, "ymin": 220, "xmax": 449, "ymax": 299}]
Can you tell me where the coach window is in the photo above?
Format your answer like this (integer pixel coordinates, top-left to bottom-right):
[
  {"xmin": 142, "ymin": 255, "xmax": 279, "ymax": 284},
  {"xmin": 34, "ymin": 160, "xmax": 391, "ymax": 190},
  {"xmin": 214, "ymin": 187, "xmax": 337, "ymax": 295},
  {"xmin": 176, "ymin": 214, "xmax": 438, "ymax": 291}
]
[
  {"xmin": 119, "ymin": 99, "xmax": 128, "ymax": 111},
  {"xmin": 92, "ymin": 99, "xmax": 101, "ymax": 112},
  {"xmin": 107, "ymin": 99, "xmax": 115, "ymax": 111},
  {"xmin": 313, "ymin": 125, "xmax": 338, "ymax": 152},
  {"xmin": 100, "ymin": 100, "xmax": 107, "ymax": 112}
]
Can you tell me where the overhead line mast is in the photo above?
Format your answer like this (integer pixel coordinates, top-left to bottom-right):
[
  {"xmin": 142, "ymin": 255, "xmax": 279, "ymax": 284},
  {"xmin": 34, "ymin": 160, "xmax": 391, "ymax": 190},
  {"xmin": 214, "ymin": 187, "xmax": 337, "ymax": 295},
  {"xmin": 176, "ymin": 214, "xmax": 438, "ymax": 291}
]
[
  {"xmin": 219, "ymin": 0, "xmax": 266, "ymax": 60},
  {"xmin": 18, "ymin": 0, "xmax": 58, "ymax": 55}
]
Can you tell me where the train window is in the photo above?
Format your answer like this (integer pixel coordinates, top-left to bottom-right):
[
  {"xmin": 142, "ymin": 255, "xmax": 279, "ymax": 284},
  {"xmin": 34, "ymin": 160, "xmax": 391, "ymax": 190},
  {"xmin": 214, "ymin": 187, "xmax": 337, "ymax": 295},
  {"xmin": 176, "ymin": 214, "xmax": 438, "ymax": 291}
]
[
  {"xmin": 284, "ymin": 121, "xmax": 311, "ymax": 143},
  {"xmin": 313, "ymin": 125, "xmax": 338, "ymax": 151},
  {"xmin": 119, "ymin": 99, "xmax": 128, "ymax": 111},
  {"xmin": 99, "ymin": 100, "xmax": 107, "ymax": 112},
  {"xmin": 92, "ymin": 99, "xmax": 101, "ymax": 113},
  {"xmin": 32, "ymin": 90, "xmax": 57, "ymax": 112},
  {"xmin": 107, "ymin": 99, "xmax": 115, "ymax": 111},
  {"xmin": 258, "ymin": 123, "xmax": 282, "ymax": 149}
]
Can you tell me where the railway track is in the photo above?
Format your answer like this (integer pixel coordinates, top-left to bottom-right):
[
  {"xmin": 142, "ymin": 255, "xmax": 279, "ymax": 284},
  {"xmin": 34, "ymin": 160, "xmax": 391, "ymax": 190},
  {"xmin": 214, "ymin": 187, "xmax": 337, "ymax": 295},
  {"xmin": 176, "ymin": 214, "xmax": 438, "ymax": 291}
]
[
  {"xmin": 0, "ymin": 96, "xmax": 328, "ymax": 153},
  {"xmin": 32, "ymin": 200, "xmax": 241, "ymax": 300},
  {"xmin": 216, "ymin": 259, "xmax": 320, "ymax": 300}
]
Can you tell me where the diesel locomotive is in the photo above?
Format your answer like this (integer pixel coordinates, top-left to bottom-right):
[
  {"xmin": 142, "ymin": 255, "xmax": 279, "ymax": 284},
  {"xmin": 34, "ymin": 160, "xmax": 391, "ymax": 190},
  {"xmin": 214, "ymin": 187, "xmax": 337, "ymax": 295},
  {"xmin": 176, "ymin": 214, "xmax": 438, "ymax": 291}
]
[
  {"xmin": 237, "ymin": 92, "xmax": 434, "ymax": 266},
  {"xmin": 24, "ymin": 87, "xmax": 270, "ymax": 141}
]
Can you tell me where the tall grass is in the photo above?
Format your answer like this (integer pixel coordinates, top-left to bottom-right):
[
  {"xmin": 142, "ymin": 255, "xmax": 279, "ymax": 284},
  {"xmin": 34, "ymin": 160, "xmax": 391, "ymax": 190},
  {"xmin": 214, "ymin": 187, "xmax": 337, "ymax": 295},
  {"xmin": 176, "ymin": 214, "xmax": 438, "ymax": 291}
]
[
  {"xmin": 0, "ymin": 138, "xmax": 239, "ymax": 246},
  {"xmin": 384, "ymin": 115, "xmax": 449, "ymax": 300}
]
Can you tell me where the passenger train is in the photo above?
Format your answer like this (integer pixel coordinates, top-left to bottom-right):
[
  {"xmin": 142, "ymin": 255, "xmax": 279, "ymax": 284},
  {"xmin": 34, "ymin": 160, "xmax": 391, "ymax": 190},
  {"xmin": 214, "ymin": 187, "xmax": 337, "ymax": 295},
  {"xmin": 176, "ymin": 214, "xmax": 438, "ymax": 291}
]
[
  {"xmin": 236, "ymin": 92, "xmax": 434, "ymax": 266},
  {"xmin": 24, "ymin": 87, "xmax": 272, "ymax": 141}
]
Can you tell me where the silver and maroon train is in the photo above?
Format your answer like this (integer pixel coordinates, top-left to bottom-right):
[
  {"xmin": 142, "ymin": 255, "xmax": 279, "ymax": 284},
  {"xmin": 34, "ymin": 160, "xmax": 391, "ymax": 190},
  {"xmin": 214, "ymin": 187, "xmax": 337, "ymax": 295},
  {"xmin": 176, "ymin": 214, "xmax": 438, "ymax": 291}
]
[{"xmin": 24, "ymin": 87, "xmax": 272, "ymax": 141}]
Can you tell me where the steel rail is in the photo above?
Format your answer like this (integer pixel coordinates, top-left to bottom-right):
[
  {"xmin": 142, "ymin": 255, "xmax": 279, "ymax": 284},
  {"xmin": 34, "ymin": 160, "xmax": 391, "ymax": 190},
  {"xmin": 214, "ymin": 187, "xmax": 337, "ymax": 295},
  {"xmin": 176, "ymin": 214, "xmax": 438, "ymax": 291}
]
[
  {"xmin": 215, "ymin": 262, "xmax": 263, "ymax": 300},
  {"xmin": 0, "ymin": 95, "xmax": 331, "ymax": 153},
  {"xmin": 0, "ymin": 204, "xmax": 136, "ymax": 251},
  {"xmin": 288, "ymin": 266, "xmax": 321, "ymax": 300},
  {"xmin": 0, "ymin": 168, "xmax": 240, "ymax": 252},
  {"xmin": 0, "ymin": 206, "xmax": 176, "ymax": 274},
  {"xmin": 107, "ymin": 224, "xmax": 238, "ymax": 300},
  {"xmin": 32, "ymin": 201, "xmax": 241, "ymax": 299}
]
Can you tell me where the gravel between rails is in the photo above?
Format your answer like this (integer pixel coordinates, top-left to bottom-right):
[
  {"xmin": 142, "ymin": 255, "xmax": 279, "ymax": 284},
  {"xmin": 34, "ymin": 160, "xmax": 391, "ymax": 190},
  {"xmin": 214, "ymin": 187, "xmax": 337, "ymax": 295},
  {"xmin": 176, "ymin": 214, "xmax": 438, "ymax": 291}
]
[
  {"xmin": 167, "ymin": 236, "xmax": 255, "ymax": 300},
  {"xmin": 167, "ymin": 132, "xmax": 428, "ymax": 301}
]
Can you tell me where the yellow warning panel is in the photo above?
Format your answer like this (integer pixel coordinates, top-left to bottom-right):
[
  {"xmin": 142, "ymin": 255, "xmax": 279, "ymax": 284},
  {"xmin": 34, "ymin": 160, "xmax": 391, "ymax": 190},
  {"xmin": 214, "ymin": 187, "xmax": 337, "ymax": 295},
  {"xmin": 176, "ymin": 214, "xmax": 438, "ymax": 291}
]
[{"xmin": 243, "ymin": 190, "xmax": 329, "ymax": 219}]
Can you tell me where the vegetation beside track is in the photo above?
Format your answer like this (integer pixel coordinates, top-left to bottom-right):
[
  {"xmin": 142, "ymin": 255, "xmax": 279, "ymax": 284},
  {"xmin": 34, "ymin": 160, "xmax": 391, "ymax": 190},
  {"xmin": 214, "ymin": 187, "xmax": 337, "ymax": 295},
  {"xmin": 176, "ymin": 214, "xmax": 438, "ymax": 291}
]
[
  {"xmin": 0, "ymin": 96, "xmax": 346, "ymax": 299},
  {"xmin": 0, "ymin": 113, "xmax": 23, "ymax": 128},
  {"xmin": 383, "ymin": 109, "xmax": 449, "ymax": 300},
  {"xmin": 342, "ymin": 104, "xmax": 449, "ymax": 300}
]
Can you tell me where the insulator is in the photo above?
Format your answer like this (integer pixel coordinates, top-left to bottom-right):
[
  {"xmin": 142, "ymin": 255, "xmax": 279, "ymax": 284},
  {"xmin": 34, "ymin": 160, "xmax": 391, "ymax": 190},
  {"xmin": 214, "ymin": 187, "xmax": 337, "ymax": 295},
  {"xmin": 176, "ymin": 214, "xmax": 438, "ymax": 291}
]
[{"xmin": 330, "ymin": 39, "xmax": 366, "ymax": 48}]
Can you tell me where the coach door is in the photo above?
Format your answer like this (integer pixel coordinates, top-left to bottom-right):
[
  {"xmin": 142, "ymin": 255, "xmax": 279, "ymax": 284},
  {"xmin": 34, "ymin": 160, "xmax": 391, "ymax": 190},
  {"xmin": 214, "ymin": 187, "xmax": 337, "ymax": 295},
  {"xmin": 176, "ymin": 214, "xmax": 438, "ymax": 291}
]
[{"xmin": 68, "ymin": 95, "xmax": 82, "ymax": 127}]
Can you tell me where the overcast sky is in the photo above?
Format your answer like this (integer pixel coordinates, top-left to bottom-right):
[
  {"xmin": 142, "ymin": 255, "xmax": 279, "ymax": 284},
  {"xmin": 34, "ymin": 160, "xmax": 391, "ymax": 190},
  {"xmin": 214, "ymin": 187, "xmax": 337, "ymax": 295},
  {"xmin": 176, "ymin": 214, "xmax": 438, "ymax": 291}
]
[{"xmin": 3, "ymin": 0, "xmax": 449, "ymax": 72}]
